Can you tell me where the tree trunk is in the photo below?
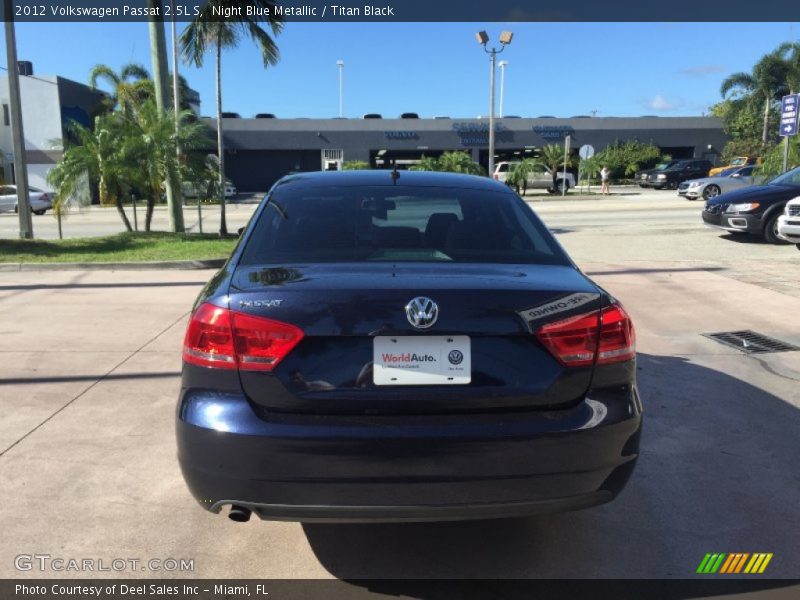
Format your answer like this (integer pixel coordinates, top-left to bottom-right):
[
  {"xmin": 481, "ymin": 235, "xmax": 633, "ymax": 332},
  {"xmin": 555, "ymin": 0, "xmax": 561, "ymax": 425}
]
[
  {"xmin": 147, "ymin": 0, "xmax": 184, "ymax": 233},
  {"xmin": 145, "ymin": 191, "xmax": 156, "ymax": 231},
  {"xmin": 216, "ymin": 40, "xmax": 227, "ymax": 236},
  {"xmin": 762, "ymin": 94, "xmax": 771, "ymax": 145},
  {"xmin": 115, "ymin": 196, "xmax": 133, "ymax": 232}
]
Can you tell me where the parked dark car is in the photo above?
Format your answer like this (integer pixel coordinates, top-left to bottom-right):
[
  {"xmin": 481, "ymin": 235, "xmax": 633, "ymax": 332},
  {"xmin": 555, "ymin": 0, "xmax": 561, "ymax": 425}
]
[
  {"xmin": 641, "ymin": 160, "xmax": 713, "ymax": 189},
  {"xmin": 635, "ymin": 161, "xmax": 678, "ymax": 187},
  {"xmin": 702, "ymin": 166, "xmax": 800, "ymax": 244},
  {"xmin": 177, "ymin": 170, "xmax": 642, "ymax": 523}
]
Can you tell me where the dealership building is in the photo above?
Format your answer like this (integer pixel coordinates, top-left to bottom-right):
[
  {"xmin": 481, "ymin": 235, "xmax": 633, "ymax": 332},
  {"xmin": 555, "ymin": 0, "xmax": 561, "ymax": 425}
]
[{"xmin": 209, "ymin": 115, "xmax": 727, "ymax": 192}]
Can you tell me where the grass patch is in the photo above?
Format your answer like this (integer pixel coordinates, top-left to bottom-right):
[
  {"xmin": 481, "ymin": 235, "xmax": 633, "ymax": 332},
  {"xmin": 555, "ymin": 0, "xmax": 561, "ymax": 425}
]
[{"xmin": 0, "ymin": 231, "xmax": 239, "ymax": 263}]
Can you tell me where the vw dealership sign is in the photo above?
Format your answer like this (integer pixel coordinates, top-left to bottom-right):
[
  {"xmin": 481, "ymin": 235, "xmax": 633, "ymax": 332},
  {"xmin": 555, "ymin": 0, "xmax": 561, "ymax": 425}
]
[{"xmin": 780, "ymin": 94, "xmax": 798, "ymax": 137}]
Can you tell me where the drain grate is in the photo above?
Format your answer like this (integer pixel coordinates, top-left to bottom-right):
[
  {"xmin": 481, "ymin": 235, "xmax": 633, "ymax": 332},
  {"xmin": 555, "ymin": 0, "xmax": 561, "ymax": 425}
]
[{"xmin": 704, "ymin": 330, "xmax": 800, "ymax": 354}]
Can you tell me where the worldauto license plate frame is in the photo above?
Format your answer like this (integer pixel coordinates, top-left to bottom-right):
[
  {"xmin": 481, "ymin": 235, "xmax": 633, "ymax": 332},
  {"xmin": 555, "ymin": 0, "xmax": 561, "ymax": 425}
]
[{"xmin": 373, "ymin": 335, "xmax": 471, "ymax": 386}]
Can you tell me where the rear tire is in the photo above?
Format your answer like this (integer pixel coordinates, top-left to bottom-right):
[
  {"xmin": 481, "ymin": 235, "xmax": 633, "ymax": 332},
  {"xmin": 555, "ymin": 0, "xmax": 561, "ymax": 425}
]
[
  {"xmin": 556, "ymin": 180, "xmax": 570, "ymax": 194},
  {"xmin": 763, "ymin": 212, "xmax": 789, "ymax": 245},
  {"xmin": 33, "ymin": 209, "xmax": 46, "ymax": 215}
]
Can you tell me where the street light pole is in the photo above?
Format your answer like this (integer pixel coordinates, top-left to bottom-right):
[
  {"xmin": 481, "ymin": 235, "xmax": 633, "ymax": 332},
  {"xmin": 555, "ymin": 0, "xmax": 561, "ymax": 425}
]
[
  {"xmin": 488, "ymin": 51, "xmax": 496, "ymax": 176},
  {"xmin": 337, "ymin": 60, "xmax": 344, "ymax": 118},
  {"xmin": 498, "ymin": 60, "xmax": 508, "ymax": 118},
  {"xmin": 4, "ymin": 7, "xmax": 33, "ymax": 239},
  {"xmin": 476, "ymin": 31, "xmax": 512, "ymax": 178}
]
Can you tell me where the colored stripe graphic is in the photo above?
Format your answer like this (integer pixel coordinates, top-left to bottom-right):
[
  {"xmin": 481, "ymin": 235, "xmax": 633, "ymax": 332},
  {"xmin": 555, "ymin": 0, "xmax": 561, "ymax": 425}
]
[{"xmin": 700, "ymin": 553, "xmax": 774, "ymax": 575}]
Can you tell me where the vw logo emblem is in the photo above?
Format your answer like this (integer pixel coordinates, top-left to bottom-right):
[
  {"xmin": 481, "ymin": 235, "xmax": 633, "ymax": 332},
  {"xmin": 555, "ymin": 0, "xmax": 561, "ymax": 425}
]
[
  {"xmin": 448, "ymin": 350, "xmax": 464, "ymax": 365},
  {"xmin": 405, "ymin": 296, "xmax": 439, "ymax": 329}
]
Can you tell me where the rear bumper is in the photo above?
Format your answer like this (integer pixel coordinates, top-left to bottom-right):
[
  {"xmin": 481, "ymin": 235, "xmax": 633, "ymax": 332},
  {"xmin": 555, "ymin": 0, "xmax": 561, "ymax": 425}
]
[{"xmin": 176, "ymin": 386, "xmax": 642, "ymax": 522}]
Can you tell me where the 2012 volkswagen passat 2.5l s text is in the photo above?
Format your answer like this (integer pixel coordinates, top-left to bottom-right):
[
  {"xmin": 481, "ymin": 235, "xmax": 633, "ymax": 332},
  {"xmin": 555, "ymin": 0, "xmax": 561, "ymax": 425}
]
[{"xmin": 177, "ymin": 170, "xmax": 642, "ymax": 523}]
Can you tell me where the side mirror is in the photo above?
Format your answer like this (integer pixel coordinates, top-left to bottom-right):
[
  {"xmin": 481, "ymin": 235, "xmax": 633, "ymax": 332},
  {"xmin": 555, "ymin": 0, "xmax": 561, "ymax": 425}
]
[{"xmin": 237, "ymin": 227, "xmax": 245, "ymax": 237}]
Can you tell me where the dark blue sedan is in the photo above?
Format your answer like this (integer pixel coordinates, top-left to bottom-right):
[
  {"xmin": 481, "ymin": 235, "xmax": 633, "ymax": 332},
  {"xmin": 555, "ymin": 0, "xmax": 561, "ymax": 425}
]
[
  {"xmin": 177, "ymin": 170, "xmax": 642, "ymax": 523},
  {"xmin": 702, "ymin": 166, "xmax": 800, "ymax": 244}
]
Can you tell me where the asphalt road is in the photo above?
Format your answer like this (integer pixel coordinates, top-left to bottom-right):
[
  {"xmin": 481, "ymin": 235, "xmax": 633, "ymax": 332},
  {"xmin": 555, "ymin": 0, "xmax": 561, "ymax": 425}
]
[{"xmin": 1, "ymin": 191, "xmax": 799, "ymax": 582}]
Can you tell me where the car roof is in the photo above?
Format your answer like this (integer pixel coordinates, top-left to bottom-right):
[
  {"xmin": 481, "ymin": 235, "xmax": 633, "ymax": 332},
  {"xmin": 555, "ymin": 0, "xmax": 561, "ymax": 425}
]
[{"xmin": 273, "ymin": 170, "xmax": 509, "ymax": 192}]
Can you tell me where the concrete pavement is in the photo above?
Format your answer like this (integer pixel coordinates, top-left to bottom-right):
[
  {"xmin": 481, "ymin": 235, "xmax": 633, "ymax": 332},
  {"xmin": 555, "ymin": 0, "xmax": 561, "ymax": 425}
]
[{"xmin": 1, "ymin": 196, "xmax": 799, "ymax": 580}]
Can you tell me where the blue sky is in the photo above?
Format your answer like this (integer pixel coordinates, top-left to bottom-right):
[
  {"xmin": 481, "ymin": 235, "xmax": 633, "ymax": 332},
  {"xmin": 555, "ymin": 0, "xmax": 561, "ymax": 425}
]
[{"xmin": 5, "ymin": 21, "xmax": 799, "ymax": 119}]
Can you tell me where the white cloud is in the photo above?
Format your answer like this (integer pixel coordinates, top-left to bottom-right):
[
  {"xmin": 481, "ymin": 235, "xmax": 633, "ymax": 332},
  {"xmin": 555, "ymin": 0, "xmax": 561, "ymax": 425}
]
[{"xmin": 645, "ymin": 94, "xmax": 680, "ymax": 111}]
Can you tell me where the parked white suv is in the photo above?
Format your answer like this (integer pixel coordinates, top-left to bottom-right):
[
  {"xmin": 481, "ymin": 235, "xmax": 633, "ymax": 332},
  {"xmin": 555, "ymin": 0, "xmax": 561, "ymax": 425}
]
[
  {"xmin": 493, "ymin": 161, "xmax": 576, "ymax": 194},
  {"xmin": 777, "ymin": 197, "xmax": 800, "ymax": 248}
]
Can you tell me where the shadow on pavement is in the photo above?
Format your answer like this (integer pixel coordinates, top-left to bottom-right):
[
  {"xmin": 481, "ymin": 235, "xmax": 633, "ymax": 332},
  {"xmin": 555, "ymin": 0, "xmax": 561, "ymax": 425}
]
[
  {"xmin": 0, "ymin": 371, "xmax": 181, "ymax": 385},
  {"xmin": 719, "ymin": 233, "xmax": 771, "ymax": 245},
  {"xmin": 302, "ymin": 353, "xmax": 800, "ymax": 584}
]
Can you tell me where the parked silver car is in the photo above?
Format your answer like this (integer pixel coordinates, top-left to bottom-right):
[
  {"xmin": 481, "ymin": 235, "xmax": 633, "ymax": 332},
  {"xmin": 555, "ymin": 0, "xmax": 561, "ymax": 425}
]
[
  {"xmin": 678, "ymin": 166, "xmax": 760, "ymax": 201},
  {"xmin": 0, "ymin": 185, "xmax": 52, "ymax": 215}
]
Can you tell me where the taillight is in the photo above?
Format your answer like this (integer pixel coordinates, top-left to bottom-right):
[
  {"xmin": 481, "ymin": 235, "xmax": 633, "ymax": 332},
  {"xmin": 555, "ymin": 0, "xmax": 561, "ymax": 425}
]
[
  {"xmin": 40, "ymin": 193, "xmax": 49, "ymax": 202},
  {"xmin": 596, "ymin": 304, "xmax": 636, "ymax": 364},
  {"xmin": 182, "ymin": 303, "xmax": 304, "ymax": 371},
  {"xmin": 535, "ymin": 303, "xmax": 635, "ymax": 367},
  {"xmin": 493, "ymin": 174, "xmax": 499, "ymax": 180}
]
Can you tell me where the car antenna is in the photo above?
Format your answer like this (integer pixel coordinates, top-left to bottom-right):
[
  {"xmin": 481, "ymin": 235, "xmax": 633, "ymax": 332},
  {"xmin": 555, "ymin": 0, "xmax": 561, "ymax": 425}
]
[{"xmin": 391, "ymin": 160, "xmax": 400, "ymax": 184}]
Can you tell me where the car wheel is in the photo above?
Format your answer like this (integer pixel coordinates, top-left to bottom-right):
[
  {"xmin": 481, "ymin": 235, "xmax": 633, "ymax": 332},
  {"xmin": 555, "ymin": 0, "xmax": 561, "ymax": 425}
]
[
  {"xmin": 668, "ymin": 181, "xmax": 678, "ymax": 190},
  {"xmin": 556, "ymin": 180, "xmax": 569, "ymax": 194},
  {"xmin": 703, "ymin": 185, "xmax": 721, "ymax": 200},
  {"xmin": 13, "ymin": 205, "xmax": 18, "ymax": 213},
  {"xmin": 33, "ymin": 209, "xmax": 46, "ymax": 215},
  {"xmin": 763, "ymin": 212, "xmax": 790, "ymax": 245}
]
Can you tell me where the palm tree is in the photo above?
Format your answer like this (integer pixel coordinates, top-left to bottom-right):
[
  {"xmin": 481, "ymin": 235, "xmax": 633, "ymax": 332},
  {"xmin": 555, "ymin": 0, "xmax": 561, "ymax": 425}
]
[
  {"xmin": 88, "ymin": 63, "xmax": 151, "ymax": 116},
  {"xmin": 131, "ymin": 100, "xmax": 212, "ymax": 230},
  {"xmin": 47, "ymin": 114, "xmax": 142, "ymax": 231},
  {"xmin": 777, "ymin": 41, "xmax": 800, "ymax": 94},
  {"xmin": 721, "ymin": 52, "xmax": 789, "ymax": 145},
  {"xmin": 437, "ymin": 151, "xmax": 484, "ymax": 175},
  {"xmin": 409, "ymin": 152, "xmax": 483, "ymax": 175},
  {"xmin": 507, "ymin": 158, "xmax": 538, "ymax": 194},
  {"xmin": 536, "ymin": 143, "xmax": 576, "ymax": 191},
  {"xmin": 147, "ymin": 0, "xmax": 185, "ymax": 233},
  {"xmin": 180, "ymin": 1, "xmax": 283, "ymax": 235}
]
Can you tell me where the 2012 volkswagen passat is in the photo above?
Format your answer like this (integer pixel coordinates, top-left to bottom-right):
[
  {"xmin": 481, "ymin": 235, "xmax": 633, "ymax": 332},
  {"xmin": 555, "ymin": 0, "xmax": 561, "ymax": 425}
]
[{"xmin": 177, "ymin": 170, "xmax": 642, "ymax": 523}]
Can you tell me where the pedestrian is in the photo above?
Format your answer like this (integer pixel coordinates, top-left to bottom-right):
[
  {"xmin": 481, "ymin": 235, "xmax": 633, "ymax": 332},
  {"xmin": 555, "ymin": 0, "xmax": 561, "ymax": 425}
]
[{"xmin": 600, "ymin": 166, "xmax": 611, "ymax": 195}]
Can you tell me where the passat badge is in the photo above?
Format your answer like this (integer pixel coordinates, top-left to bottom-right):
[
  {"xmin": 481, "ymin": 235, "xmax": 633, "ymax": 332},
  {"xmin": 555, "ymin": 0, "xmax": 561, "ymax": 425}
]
[
  {"xmin": 240, "ymin": 299, "xmax": 283, "ymax": 308},
  {"xmin": 405, "ymin": 297, "xmax": 439, "ymax": 329}
]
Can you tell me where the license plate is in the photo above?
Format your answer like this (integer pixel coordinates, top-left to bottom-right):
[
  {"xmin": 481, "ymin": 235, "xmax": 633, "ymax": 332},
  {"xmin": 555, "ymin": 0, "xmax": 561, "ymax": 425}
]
[{"xmin": 373, "ymin": 336, "xmax": 471, "ymax": 385}]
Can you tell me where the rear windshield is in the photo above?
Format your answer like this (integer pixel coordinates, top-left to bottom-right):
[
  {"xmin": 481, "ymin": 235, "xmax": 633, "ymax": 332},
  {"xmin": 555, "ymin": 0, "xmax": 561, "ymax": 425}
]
[{"xmin": 239, "ymin": 185, "xmax": 570, "ymax": 266}]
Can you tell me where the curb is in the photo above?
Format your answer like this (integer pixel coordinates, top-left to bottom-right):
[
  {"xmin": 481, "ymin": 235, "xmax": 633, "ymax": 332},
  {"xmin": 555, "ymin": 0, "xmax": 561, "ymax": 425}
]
[{"xmin": 0, "ymin": 259, "xmax": 226, "ymax": 272}]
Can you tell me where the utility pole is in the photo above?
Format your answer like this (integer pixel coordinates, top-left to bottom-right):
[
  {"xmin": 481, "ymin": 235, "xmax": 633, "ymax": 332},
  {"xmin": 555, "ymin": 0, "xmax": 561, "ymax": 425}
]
[
  {"xmin": 4, "ymin": 3, "xmax": 33, "ymax": 239},
  {"xmin": 147, "ymin": 0, "xmax": 184, "ymax": 232},
  {"xmin": 337, "ymin": 60, "xmax": 344, "ymax": 118},
  {"xmin": 498, "ymin": 60, "xmax": 507, "ymax": 118}
]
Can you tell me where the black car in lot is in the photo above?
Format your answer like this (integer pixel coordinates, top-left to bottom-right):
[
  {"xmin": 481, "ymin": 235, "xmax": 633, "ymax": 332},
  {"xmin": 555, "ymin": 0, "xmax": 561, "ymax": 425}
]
[
  {"xmin": 635, "ymin": 160, "xmax": 678, "ymax": 187},
  {"xmin": 702, "ymin": 166, "xmax": 800, "ymax": 244},
  {"xmin": 177, "ymin": 170, "xmax": 642, "ymax": 523},
  {"xmin": 641, "ymin": 159, "xmax": 713, "ymax": 189}
]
